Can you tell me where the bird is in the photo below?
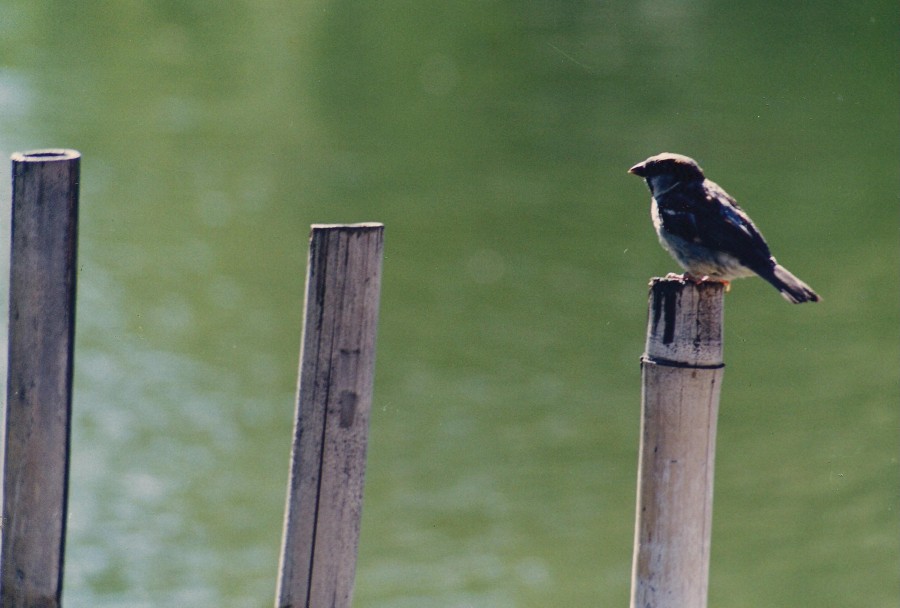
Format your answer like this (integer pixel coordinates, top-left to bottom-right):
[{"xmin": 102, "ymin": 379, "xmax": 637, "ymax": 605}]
[{"xmin": 628, "ymin": 152, "xmax": 820, "ymax": 304}]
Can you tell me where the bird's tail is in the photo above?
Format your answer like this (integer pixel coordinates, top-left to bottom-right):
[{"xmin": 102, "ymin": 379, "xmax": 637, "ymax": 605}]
[{"xmin": 765, "ymin": 264, "xmax": 820, "ymax": 304}]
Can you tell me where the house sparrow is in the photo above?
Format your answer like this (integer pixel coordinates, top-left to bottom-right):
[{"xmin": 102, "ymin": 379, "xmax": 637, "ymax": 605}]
[{"xmin": 629, "ymin": 153, "xmax": 820, "ymax": 304}]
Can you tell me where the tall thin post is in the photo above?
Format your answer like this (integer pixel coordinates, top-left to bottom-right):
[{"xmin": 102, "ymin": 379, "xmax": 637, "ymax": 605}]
[
  {"xmin": 630, "ymin": 277, "xmax": 725, "ymax": 608},
  {"xmin": 276, "ymin": 223, "xmax": 384, "ymax": 608},
  {"xmin": 1, "ymin": 150, "xmax": 80, "ymax": 608}
]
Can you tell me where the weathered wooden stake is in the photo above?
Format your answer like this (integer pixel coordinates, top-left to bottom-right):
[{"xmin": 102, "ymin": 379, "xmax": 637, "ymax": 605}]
[
  {"xmin": 276, "ymin": 223, "xmax": 384, "ymax": 608},
  {"xmin": 1, "ymin": 150, "xmax": 80, "ymax": 608},
  {"xmin": 630, "ymin": 277, "xmax": 725, "ymax": 608}
]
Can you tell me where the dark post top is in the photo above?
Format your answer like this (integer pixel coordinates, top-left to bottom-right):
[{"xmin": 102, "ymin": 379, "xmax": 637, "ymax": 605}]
[{"xmin": 644, "ymin": 277, "xmax": 725, "ymax": 368}]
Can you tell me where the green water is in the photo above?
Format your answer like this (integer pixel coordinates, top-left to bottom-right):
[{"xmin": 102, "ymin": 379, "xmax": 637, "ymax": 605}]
[{"xmin": 0, "ymin": 2, "xmax": 897, "ymax": 606}]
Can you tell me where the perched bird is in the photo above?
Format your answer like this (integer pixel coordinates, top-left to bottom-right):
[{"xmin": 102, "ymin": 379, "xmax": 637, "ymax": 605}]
[{"xmin": 628, "ymin": 152, "xmax": 819, "ymax": 304}]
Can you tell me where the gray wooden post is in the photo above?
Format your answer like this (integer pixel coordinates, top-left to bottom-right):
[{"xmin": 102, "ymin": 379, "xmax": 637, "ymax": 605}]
[
  {"xmin": 630, "ymin": 277, "xmax": 725, "ymax": 608},
  {"xmin": 1, "ymin": 150, "xmax": 81, "ymax": 608},
  {"xmin": 276, "ymin": 223, "xmax": 384, "ymax": 608}
]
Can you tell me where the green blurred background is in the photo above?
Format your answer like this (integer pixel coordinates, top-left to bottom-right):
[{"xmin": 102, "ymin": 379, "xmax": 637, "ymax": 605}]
[{"xmin": 0, "ymin": 1, "xmax": 897, "ymax": 606}]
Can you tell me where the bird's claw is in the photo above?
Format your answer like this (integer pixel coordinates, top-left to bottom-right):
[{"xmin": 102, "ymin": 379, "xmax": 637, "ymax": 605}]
[{"xmin": 665, "ymin": 272, "xmax": 731, "ymax": 292}]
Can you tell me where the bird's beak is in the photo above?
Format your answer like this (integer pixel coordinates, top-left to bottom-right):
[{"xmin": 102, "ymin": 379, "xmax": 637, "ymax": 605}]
[{"xmin": 628, "ymin": 162, "xmax": 646, "ymax": 177}]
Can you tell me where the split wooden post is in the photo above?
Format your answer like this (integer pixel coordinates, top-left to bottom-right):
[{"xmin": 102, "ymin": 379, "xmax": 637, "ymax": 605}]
[
  {"xmin": 630, "ymin": 277, "xmax": 725, "ymax": 608},
  {"xmin": 276, "ymin": 223, "xmax": 384, "ymax": 608},
  {"xmin": 1, "ymin": 150, "xmax": 81, "ymax": 608}
]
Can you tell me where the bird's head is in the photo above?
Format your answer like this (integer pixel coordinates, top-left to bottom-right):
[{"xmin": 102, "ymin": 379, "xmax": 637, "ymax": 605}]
[{"xmin": 628, "ymin": 153, "xmax": 706, "ymax": 182}]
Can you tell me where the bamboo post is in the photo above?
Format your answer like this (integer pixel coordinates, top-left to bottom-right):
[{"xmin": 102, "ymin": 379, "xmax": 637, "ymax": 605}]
[
  {"xmin": 276, "ymin": 223, "xmax": 384, "ymax": 608},
  {"xmin": 630, "ymin": 277, "xmax": 725, "ymax": 608},
  {"xmin": 1, "ymin": 150, "xmax": 81, "ymax": 608}
]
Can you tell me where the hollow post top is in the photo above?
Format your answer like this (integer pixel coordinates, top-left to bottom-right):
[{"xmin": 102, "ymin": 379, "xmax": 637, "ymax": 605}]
[
  {"xmin": 644, "ymin": 276, "xmax": 724, "ymax": 367},
  {"xmin": 12, "ymin": 149, "xmax": 81, "ymax": 163}
]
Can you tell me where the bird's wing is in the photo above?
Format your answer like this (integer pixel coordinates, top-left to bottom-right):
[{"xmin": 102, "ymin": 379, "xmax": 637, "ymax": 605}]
[{"xmin": 657, "ymin": 180, "xmax": 774, "ymax": 272}]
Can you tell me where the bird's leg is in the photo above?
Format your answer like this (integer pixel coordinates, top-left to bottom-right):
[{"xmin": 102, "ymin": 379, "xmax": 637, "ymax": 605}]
[
  {"xmin": 699, "ymin": 275, "xmax": 731, "ymax": 292},
  {"xmin": 678, "ymin": 272, "xmax": 732, "ymax": 292}
]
